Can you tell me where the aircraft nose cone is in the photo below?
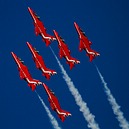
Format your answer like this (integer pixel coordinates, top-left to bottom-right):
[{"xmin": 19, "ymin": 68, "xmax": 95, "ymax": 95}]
[
  {"xmin": 74, "ymin": 22, "xmax": 79, "ymax": 29},
  {"xmin": 28, "ymin": 7, "xmax": 31, "ymax": 12},
  {"xmin": 74, "ymin": 22, "xmax": 77, "ymax": 26}
]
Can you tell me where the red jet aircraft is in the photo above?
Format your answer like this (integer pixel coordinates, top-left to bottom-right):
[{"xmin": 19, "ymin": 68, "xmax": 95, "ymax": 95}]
[
  {"xmin": 28, "ymin": 7, "xmax": 56, "ymax": 46},
  {"xmin": 42, "ymin": 83, "xmax": 71, "ymax": 122},
  {"xmin": 74, "ymin": 22, "xmax": 100, "ymax": 62},
  {"xmin": 27, "ymin": 42, "xmax": 57, "ymax": 80},
  {"xmin": 53, "ymin": 30, "xmax": 80, "ymax": 69},
  {"xmin": 11, "ymin": 52, "xmax": 42, "ymax": 91}
]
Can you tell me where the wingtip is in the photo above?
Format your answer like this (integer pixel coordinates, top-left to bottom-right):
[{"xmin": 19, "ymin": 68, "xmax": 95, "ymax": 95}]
[
  {"xmin": 54, "ymin": 72, "xmax": 57, "ymax": 74},
  {"xmin": 69, "ymin": 113, "xmax": 72, "ymax": 116},
  {"xmin": 97, "ymin": 53, "xmax": 100, "ymax": 56},
  {"xmin": 77, "ymin": 60, "xmax": 81, "ymax": 64}
]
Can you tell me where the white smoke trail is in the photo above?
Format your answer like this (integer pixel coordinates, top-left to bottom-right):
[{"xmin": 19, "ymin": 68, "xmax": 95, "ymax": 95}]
[
  {"xmin": 50, "ymin": 47, "xmax": 100, "ymax": 129},
  {"xmin": 35, "ymin": 91, "xmax": 62, "ymax": 129},
  {"xmin": 96, "ymin": 66, "xmax": 129, "ymax": 129}
]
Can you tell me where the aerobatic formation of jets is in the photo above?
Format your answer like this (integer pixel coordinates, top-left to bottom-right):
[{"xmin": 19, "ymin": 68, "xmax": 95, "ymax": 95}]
[{"xmin": 11, "ymin": 7, "xmax": 100, "ymax": 122}]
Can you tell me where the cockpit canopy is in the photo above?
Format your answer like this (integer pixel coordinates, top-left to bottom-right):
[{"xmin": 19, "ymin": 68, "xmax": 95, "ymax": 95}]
[
  {"xmin": 34, "ymin": 47, "xmax": 39, "ymax": 53},
  {"xmin": 60, "ymin": 36, "xmax": 65, "ymax": 42},
  {"xmin": 80, "ymin": 28, "xmax": 86, "ymax": 36},
  {"xmin": 34, "ymin": 12, "xmax": 40, "ymax": 20},
  {"xmin": 18, "ymin": 57, "xmax": 24, "ymax": 64}
]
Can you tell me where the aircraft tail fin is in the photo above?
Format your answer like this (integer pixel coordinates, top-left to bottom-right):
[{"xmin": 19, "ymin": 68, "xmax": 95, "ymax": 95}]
[
  {"xmin": 29, "ymin": 84, "xmax": 36, "ymax": 91},
  {"xmin": 42, "ymin": 73, "xmax": 50, "ymax": 80},
  {"xmin": 58, "ymin": 114, "xmax": 65, "ymax": 122},
  {"xmin": 70, "ymin": 62, "xmax": 74, "ymax": 70},
  {"xmin": 89, "ymin": 54, "xmax": 94, "ymax": 62},
  {"xmin": 44, "ymin": 39, "xmax": 51, "ymax": 46}
]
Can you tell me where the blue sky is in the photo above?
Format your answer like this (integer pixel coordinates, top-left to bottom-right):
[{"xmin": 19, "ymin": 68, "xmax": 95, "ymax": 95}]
[{"xmin": 0, "ymin": 0, "xmax": 129, "ymax": 129}]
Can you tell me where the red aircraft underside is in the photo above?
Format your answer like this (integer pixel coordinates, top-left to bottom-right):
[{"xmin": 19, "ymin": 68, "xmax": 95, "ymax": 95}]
[
  {"xmin": 74, "ymin": 22, "xmax": 100, "ymax": 62},
  {"xmin": 42, "ymin": 83, "xmax": 71, "ymax": 122},
  {"xmin": 53, "ymin": 30, "xmax": 80, "ymax": 69},
  {"xmin": 28, "ymin": 7, "xmax": 56, "ymax": 46},
  {"xmin": 26, "ymin": 42, "xmax": 57, "ymax": 80},
  {"xmin": 11, "ymin": 52, "xmax": 42, "ymax": 91}
]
